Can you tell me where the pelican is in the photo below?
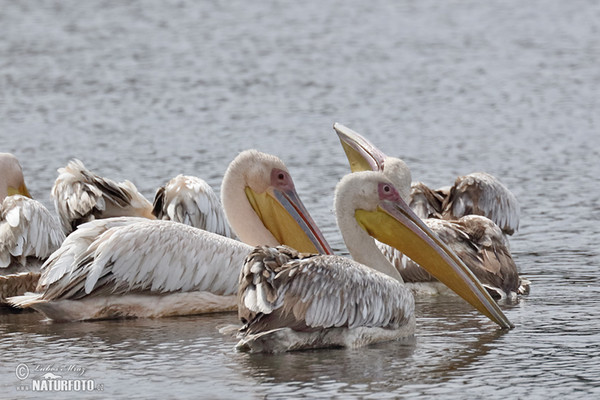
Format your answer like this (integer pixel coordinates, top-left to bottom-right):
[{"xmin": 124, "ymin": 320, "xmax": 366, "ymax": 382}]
[
  {"xmin": 408, "ymin": 173, "xmax": 520, "ymax": 236},
  {"xmin": 52, "ymin": 160, "xmax": 233, "ymax": 238},
  {"xmin": 408, "ymin": 181, "xmax": 444, "ymax": 220},
  {"xmin": 440, "ymin": 172, "xmax": 520, "ymax": 236},
  {"xmin": 9, "ymin": 150, "xmax": 332, "ymax": 321},
  {"xmin": 0, "ymin": 153, "xmax": 31, "ymax": 200},
  {"xmin": 235, "ymin": 171, "xmax": 512, "ymax": 353},
  {"xmin": 0, "ymin": 153, "xmax": 65, "ymax": 303},
  {"xmin": 152, "ymin": 174, "xmax": 235, "ymax": 239},
  {"xmin": 333, "ymin": 123, "xmax": 529, "ymax": 299},
  {"xmin": 52, "ymin": 159, "xmax": 155, "ymax": 234}
]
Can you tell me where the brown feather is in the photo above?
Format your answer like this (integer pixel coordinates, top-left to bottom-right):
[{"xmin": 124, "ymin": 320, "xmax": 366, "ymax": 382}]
[{"xmin": 238, "ymin": 246, "xmax": 412, "ymax": 336}]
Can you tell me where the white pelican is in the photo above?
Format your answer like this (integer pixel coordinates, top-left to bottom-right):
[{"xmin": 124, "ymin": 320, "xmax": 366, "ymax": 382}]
[
  {"xmin": 333, "ymin": 123, "xmax": 529, "ymax": 299},
  {"xmin": 52, "ymin": 159, "xmax": 155, "ymax": 234},
  {"xmin": 0, "ymin": 153, "xmax": 65, "ymax": 303},
  {"xmin": 52, "ymin": 160, "xmax": 233, "ymax": 238},
  {"xmin": 409, "ymin": 173, "xmax": 520, "ymax": 236},
  {"xmin": 0, "ymin": 153, "xmax": 31, "ymax": 200},
  {"xmin": 440, "ymin": 172, "xmax": 520, "ymax": 236},
  {"xmin": 9, "ymin": 150, "xmax": 332, "ymax": 321},
  {"xmin": 235, "ymin": 171, "xmax": 512, "ymax": 353},
  {"xmin": 152, "ymin": 174, "xmax": 235, "ymax": 239}
]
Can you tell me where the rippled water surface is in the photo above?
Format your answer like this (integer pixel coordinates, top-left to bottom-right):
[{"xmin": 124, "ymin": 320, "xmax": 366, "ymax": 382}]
[{"xmin": 1, "ymin": 0, "xmax": 599, "ymax": 398}]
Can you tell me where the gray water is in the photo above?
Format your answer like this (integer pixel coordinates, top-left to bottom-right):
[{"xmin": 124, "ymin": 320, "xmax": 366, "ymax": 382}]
[{"xmin": 1, "ymin": 0, "xmax": 599, "ymax": 398}]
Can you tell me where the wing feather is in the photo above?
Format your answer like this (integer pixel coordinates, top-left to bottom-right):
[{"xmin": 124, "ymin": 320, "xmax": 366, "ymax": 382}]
[
  {"xmin": 442, "ymin": 172, "xmax": 520, "ymax": 235},
  {"xmin": 35, "ymin": 217, "xmax": 251, "ymax": 301},
  {"xmin": 238, "ymin": 246, "xmax": 413, "ymax": 334},
  {"xmin": 0, "ymin": 196, "xmax": 65, "ymax": 270},
  {"xmin": 52, "ymin": 160, "xmax": 152, "ymax": 233},
  {"xmin": 409, "ymin": 182, "xmax": 445, "ymax": 219},
  {"xmin": 152, "ymin": 175, "xmax": 235, "ymax": 239}
]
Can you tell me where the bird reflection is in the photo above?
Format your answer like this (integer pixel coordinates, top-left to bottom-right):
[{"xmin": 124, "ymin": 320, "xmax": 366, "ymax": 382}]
[{"xmin": 236, "ymin": 295, "xmax": 509, "ymax": 393}]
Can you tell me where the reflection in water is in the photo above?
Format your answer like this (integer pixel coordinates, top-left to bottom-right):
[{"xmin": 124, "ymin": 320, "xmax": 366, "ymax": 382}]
[
  {"xmin": 235, "ymin": 296, "xmax": 510, "ymax": 397},
  {"xmin": 239, "ymin": 338, "xmax": 416, "ymax": 382}
]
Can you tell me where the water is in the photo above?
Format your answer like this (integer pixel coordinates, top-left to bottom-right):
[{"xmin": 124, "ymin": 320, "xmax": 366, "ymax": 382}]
[{"xmin": 1, "ymin": 0, "xmax": 599, "ymax": 398}]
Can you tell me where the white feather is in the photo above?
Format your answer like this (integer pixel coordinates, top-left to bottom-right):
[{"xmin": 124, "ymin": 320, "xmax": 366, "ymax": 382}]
[
  {"xmin": 0, "ymin": 196, "xmax": 64, "ymax": 269},
  {"xmin": 35, "ymin": 217, "xmax": 252, "ymax": 301}
]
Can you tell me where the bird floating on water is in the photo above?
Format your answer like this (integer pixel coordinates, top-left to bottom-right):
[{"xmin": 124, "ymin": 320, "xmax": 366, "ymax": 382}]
[
  {"xmin": 235, "ymin": 171, "xmax": 513, "ymax": 353},
  {"xmin": 333, "ymin": 123, "xmax": 529, "ymax": 300},
  {"xmin": 0, "ymin": 153, "xmax": 64, "ymax": 304},
  {"xmin": 52, "ymin": 160, "xmax": 234, "ymax": 238},
  {"xmin": 9, "ymin": 150, "xmax": 332, "ymax": 321}
]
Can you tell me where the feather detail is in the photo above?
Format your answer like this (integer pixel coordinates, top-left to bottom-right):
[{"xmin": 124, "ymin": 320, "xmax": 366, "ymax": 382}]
[
  {"xmin": 238, "ymin": 246, "xmax": 413, "ymax": 335},
  {"xmin": 52, "ymin": 159, "xmax": 153, "ymax": 234},
  {"xmin": 30, "ymin": 217, "xmax": 251, "ymax": 302},
  {"xmin": 152, "ymin": 175, "xmax": 235, "ymax": 238}
]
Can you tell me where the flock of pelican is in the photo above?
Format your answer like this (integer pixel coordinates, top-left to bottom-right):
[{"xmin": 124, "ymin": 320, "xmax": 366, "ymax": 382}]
[
  {"xmin": 334, "ymin": 124, "xmax": 529, "ymax": 300},
  {"xmin": 1, "ymin": 124, "xmax": 527, "ymax": 352}
]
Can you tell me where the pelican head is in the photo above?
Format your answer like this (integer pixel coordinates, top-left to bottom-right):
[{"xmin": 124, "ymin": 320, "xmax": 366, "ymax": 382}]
[
  {"xmin": 0, "ymin": 153, "xmax": 32, "ymax": 202},
  {"xmin": 334, "ymin": 149, "xmax": 513, "ymax": 330},
  {"xmin": 333, "ymin": 123, "xmax": 411, "ymax": 201},
  {"xmin": 222, "ymin": 150, "xmax": 332, "ymax": 255}
]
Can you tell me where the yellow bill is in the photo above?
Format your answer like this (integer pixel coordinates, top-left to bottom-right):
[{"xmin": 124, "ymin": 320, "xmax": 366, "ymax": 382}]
[
  {"xmin": 356, "ymin": 201, "xmax": 513, "ymax": 329},
  {"xmin": 7, "ymin": 183, "xmax": 32, "ymax": 198},
  {"xmin": 334, "ymin": 122, "xmax": 386, "ymax": 172},
  {"xmin": 245, "ymin": 187, "xmax": 332, "ymax": 255}
]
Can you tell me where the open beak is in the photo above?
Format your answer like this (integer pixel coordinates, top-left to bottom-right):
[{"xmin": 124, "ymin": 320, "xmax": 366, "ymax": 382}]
[
  {"xmin": 336, "ymin": 122, "xmax": 513, "ymax": 328},
  {"xmin": 245, "ymin": 187, "xmax": 333, "ymax": 255},
  {"xmin": 333, "ymin": 123, "xmax": 387, "ymax": 172},
  {"xmin": 355, "ymin": 197, "xmax": 514, "ymax": 329}
]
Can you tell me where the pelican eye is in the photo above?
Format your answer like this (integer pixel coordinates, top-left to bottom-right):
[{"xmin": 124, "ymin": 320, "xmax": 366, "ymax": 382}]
[
  {"xmin": 378, "ymin": 182, "xmax": 399, "ymax": 200},
  {"xmin": 271, "ymin": 168, "xmax": 294, "ymax": 190}
]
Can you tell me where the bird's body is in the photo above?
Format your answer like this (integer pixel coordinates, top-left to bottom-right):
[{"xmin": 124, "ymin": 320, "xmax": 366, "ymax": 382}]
[
  {"xmin": 11, "ymin": 218, "xmax": 248, "ymax": 320},
  {"xmin": 0, "ymin": 154, "xmax": 65, "ymax": 304},
  {"xmin": 236, "ymin": 246, "xmax": 415, "ymax": 352},
  {"xmin": 52, "ymin": 160, "xmax": 234, "ymax": 239},
  {"xmin": 235, "ymin": 171, "xmax": 512, "ymax": 353},
  {"xmin": 334, "ymin": 123, "xmax": 528, "ymax": 300},
  {"xmin": 152, "ymin": 174, "xmax": 235, "ymax": 239},
  {"xmin": 9, "ymin": 150, "xmax": 332, "ymax": 321},
  {"xmin": 440, "ymin": 172, "xmax": 520, "ymax": 235},
  {"xmin": 52, "ymin": 159, "xmax": 155, "ymax": 234}
]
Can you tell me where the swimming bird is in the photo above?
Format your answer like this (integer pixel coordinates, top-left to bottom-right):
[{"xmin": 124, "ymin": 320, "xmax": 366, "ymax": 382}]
[
  {"xmin": 0, "ymin": 153, "xmax": 65, "ymax": 304},
  {"xmin": 8, "ymin": 150, "xmax": 332, "ymax": 321},
  {"xmin": 52, "ymin": 160, "xmax": 233, "ymax": 238},
  {"xmin": 0, "ymin": 153, "xmax": 31, "ymax": 200},
  {"xmin": 235, "ymin": 171, "xmax": 513, "ymax": 353},
  {"xmin": 152, "ymin": 174, "xmax": 235, "ymax": 239},
  {"xmin": 52, "ymin": 159, "xmax": 155, "ymax": 234},
  {"xmin": 410, "ymin": 173, "xmax": 520, "ymax": 236},
  {"xmin": 333, "ymin": 123, "xmax": 528, "ymax": 299}
]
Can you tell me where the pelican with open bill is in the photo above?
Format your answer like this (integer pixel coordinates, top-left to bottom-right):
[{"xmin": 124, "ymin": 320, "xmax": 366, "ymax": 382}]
[
  {"xmin": 237, "ymin": 170, "xmax": 513, "ymax": 353},
  {"xmin": 333, "ymin": 123, "xmax": 513, "ymax": 329}
]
